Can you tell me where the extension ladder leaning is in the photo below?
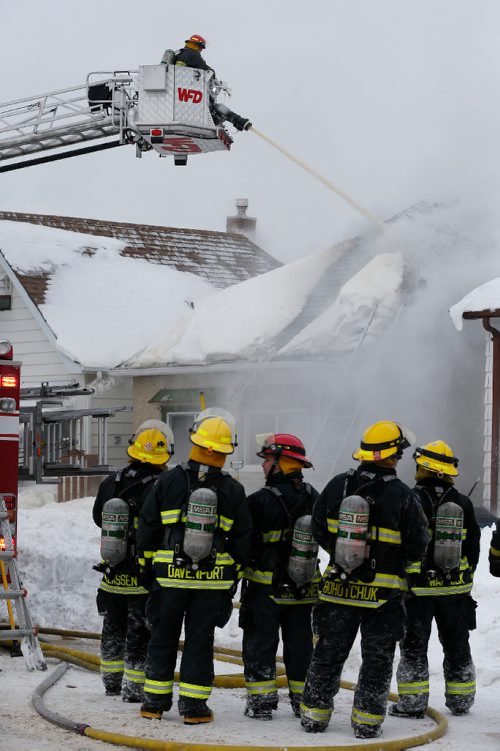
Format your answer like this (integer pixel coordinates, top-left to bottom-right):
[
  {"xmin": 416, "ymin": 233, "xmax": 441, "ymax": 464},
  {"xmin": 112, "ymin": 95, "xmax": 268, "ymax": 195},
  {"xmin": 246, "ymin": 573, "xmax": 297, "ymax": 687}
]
[{"xmin": 0, "ymin": 496, "xmax": 46, "ymax": 670}]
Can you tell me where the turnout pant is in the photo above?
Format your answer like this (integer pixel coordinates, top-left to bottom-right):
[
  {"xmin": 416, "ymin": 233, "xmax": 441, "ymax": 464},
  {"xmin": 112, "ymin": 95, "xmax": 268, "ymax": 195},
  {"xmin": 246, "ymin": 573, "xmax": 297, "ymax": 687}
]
[
  {"xmin": 143, "ymin": 585, "xmax": 228, "ymax": 710},
  {"xmin": 395, "ymin": 594, "xmax": 476, "ymax": 714},
  {"xmin": 301, "ymin": 600, "xmax": 404, "ymax": 733},
  {"xmin": 241, "ymin": 587, "xmax": 314, "ymax": 711},
  {"xmin": 96, "ymin": 589, "xmax": 150, "ymax": 699}
]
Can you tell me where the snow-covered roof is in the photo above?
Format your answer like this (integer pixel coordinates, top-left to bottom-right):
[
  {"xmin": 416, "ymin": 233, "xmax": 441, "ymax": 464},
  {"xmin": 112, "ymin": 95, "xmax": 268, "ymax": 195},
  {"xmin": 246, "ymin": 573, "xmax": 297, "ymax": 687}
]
[
  {"xmin": 450, "ymin": 278, "xmax": 500, "ymax": 331},
  {"xmin": 279, "ymin": 253, "xmax": 404, "ymax": 357},
  {"xmin": 0, "ymin": 220, "xmax": 216, "ymax": 368},
  {"xmin": 125, "ymin": 249, "xmax": 404, "ymax": 368},
  {"xmin": 0, "ymin": 210, "xmax": 280, "ymax": 288},
  {"xmin": 0, "ymin": 213, "xmax": 279, "ymax": 369}
]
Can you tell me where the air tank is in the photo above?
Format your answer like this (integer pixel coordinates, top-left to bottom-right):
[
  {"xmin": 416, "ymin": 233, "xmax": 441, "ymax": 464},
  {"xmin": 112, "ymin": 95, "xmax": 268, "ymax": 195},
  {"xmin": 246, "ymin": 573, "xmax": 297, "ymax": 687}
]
[
  {"xmin": 433, "ymin": 501, "xmax": 463, "ymax": 574},
  {"xmin": 334, "ymin": 495, "xmax": 370, "ymax": 575},
  {"xmin": 100, "ymin": 497, "xmax": 130, "ymax": 567},
  {"xmin": 287, "ymin": 514, "xmax": 318, "ymax": 586},
  {"xmin": 183, "ymin": 488, "xmax": 218, "ymax": 569}
]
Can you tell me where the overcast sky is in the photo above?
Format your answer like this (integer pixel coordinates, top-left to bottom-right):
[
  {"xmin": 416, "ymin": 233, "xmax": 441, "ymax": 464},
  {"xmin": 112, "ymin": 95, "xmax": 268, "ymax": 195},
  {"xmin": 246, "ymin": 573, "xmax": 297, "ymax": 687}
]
[{"xmin": 2, "ymin": 1, "xmax": 500, "ymax": 262}]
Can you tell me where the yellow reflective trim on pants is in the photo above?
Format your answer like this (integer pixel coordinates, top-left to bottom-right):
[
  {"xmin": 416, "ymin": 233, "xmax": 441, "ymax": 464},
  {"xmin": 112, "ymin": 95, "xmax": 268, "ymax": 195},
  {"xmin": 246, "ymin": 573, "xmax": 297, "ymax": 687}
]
[
  {"xmin": 300, "ymin": 703, "xmax": 332, "ymax": 722},
  {"xmin": 124, "ymin": 668, "xmax": 145, "ymax": 684},
  {"xmin": 245, "ymin": 679, "xmax": 277, "ymax": 695},
  {"xmin": 144, "ymin": 678, "xmax": 174, "ymax": 695},
  {"xmin": 446, "ymin": 681, "xmax": 476, "ymax": 695},
  {"xmin": 490, "ymin": 546, "xmax": 500, "ymax": 558},
  {"xmin": 327, "ymin": 519, "xmax": 338, "ymax": 534},
  {"xmin": 351, "ymin": 707, "xmax": 383, "ymax": 725},
  {"xmin": 398, "ymin": 681, "xmax": 429, "ymax": 695},
  {"xmin": 100, "ymin": 659, "xmax": 124, "ymax": 674},
  {"xmin": 178, "ymin": 682, "xmax": 212, "ymax": 700},
  {"xmin": 288, "ymin": 680, "xmax": 305, "ymax": 694}
]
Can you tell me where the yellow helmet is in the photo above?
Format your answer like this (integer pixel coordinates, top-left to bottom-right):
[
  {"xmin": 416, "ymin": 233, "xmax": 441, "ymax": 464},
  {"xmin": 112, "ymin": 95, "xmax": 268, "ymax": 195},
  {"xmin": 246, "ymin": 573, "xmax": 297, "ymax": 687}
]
[
  {"xmin": 353, "ymin": 420, "xmax": 415, "ymax": 462},
  {"xmin": 189, "ymin": 408, "xmax": 237, "ymax": 455},
  {"xmin": 127, "ymin": 420, "xmax": 173, "ymax": 465},
  {"xmin": 413, "ymin": 440, "xmax": 459, "ymax": 477}
]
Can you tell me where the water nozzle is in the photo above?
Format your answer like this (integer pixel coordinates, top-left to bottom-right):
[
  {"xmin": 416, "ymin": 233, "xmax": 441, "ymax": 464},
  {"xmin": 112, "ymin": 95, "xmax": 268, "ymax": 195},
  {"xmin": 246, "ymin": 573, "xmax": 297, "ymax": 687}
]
[{"xmin": 214, "ymin": 103, "xmax": 252, "ymax": 132}]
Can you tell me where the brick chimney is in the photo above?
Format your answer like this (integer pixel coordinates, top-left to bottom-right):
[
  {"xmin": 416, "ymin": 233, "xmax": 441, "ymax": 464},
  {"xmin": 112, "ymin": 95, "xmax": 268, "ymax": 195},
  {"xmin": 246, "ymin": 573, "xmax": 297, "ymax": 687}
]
[{"xmin": 226, "ymin": 198, "xmax": 256, "ymax": 241}]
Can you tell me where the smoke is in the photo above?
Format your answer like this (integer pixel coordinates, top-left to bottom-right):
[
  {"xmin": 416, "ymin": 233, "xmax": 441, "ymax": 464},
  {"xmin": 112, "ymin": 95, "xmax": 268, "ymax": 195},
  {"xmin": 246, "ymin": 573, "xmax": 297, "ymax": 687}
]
[{"xmin": 215, "ymin": 200, "xmax": 500, "ymax": 499}]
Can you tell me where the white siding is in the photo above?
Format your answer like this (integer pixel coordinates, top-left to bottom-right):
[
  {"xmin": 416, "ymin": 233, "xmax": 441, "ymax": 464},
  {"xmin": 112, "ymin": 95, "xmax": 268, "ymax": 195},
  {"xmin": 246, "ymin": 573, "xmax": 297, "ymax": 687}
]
[
  {"xmin": 85, "ymin": 375, "xmax": 133, "ymax": 468},
  {"xmin": 0, "ymin": 286, "xmax": 74, "ymax": 385}
]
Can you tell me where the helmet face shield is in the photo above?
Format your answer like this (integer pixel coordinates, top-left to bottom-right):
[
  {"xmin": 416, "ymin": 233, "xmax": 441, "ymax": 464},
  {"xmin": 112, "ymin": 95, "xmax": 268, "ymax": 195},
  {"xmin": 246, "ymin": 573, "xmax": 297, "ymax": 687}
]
[
  {"xmin": 256, "ymin": 432, "xmax": 276, "ymax": 457},
  {"xmin": 399, "ymin": 425, "xmax": 416, "ymax": 451},
  {"xmin": 133, "ymin": 419, "xmax": 174, "ymax": 452}
]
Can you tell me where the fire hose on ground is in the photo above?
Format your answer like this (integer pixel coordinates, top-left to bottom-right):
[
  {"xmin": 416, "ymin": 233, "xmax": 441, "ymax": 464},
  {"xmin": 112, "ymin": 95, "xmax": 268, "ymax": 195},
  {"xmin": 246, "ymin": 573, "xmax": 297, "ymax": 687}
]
[{"xmin": 9, "ymin": 625, "xmax": 449, "ymax": 751}]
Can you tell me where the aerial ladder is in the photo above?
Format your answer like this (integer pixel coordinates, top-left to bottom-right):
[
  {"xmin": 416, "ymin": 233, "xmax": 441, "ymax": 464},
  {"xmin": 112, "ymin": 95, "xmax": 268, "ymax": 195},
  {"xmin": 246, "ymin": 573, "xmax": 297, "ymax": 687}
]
[{"xmin": 0, "ymin": 65, "xmax": 251, "ymax": 171}]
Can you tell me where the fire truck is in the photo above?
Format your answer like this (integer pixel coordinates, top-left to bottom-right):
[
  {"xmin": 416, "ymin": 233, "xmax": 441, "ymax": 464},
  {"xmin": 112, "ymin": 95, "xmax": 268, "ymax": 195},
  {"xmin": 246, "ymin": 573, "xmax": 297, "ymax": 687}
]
[{"xmin": 0, "ymin": 338, "xmax": 20, "ymax": 555}]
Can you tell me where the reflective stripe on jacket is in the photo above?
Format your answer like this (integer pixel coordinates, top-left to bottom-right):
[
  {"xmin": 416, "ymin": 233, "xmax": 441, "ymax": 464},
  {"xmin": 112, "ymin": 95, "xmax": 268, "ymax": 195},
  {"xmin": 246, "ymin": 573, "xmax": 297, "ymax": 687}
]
[
  {"xmin": 137, "ymin": 462, "xmax": 252, "ymax": 591},
  {"xmin": 407, "ymin": 480, "xmax": 480, "ymax": 596},
  {"xmin": 313, "ymin": 463, "xmax": 428, "ymax": 609}
]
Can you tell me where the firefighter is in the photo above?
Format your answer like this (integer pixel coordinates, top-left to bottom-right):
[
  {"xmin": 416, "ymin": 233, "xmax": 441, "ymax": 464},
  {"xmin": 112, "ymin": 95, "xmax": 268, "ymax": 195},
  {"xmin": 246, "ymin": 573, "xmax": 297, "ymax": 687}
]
[
  {"xmin": 490, "ymin": 518, "xmax": 500, "ymax": 577},
  {"xmin": 390, "ymin": 440, "xmax": 480, "ymax": 719},
  {"xmin": 241, "ymin": 433, "xmax": 320, "ymax": 721},
  {"xmin": 300, "ymin": 420, "xmax": 428, "ymax": 739},
  {"xmin": 161, "ymin": 34, "xmax": 214, "ymax": 73},
  {"xmin": 93, "ymin": 420, "xmax": 173, "ymax": 702},
  {"xmin": 137, "ymin": 408, "xmax": 252, "ymax": 724}
]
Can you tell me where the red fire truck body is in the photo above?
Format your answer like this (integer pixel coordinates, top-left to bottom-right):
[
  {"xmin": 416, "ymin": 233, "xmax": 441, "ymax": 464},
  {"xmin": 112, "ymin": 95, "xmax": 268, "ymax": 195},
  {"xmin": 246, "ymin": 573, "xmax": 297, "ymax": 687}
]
[{"xmin": 0, "ymin": 339, "xmax": 20, "ymax": 555}]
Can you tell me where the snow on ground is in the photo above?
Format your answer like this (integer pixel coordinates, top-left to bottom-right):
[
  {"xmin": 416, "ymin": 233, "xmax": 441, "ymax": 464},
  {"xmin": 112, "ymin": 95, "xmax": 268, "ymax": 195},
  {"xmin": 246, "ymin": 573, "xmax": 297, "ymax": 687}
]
[{"xmin": 1, "ymin": 485, "xmax": 500, "ymax": 749}]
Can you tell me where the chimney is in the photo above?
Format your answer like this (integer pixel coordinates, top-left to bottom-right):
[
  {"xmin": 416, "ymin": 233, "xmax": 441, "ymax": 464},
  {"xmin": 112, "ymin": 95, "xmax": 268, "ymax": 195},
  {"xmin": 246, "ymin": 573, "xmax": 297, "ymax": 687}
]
[{"xmin": 226, "ymin": 198, "xmax": 256, "ymax": 241}]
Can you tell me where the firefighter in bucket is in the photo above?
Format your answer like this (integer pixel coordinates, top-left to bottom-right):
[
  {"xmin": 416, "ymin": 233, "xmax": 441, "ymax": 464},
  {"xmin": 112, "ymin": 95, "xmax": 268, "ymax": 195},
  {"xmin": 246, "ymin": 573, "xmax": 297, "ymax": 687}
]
[
  {"xmin": 300, "ymin": 420, "xmax": 428, "ymax": 738},
  {"xmin": 241, "ymin": 433, "xmax": 320, "ymax": 721},
  {"xmin": 93, "ymin": 420, "xmax": 173, "ymax": 701},
  {"xmin": 390, "ymin": 440, "xmax": 480, "ymax": 719},
  {"xmin": 137, "ymin": 408, "xmax": 252, "ymax": 724}
]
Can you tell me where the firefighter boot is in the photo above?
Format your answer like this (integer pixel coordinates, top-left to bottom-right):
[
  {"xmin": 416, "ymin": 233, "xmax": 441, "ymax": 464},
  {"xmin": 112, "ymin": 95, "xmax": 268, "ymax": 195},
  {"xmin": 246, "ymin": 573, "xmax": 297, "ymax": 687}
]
[
  {"xmin": 140, "ymin": 696, "xmax": 172, "ymax": 720},
  {"xmin": 389, "ymin": 703, "xmax": 425, "ymax": 719},
  {"xmin": 122, "ymin": 681, "xmax": 145, "ymax": 703},
  {"xmin": 353, "ymin": 724, "xmax": 382, "ymax": 739},
  {"xmin": 290, "ymin": 694, "xmax": 302, "ymax": 718},
  {"xmin": 300, "ymin": 702, "xmax": 330, "ymax": 733},
  {"xmin": 178, "ymin": 697, "xmax": 214, "ymax": 725},
  {"xmin": 104, "ymin": 678, "xmax": 122, "ymax": 696}
]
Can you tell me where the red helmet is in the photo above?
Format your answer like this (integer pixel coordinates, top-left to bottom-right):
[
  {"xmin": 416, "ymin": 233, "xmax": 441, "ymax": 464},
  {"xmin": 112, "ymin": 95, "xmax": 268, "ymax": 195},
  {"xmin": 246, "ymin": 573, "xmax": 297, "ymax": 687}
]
[
  {"xmin": 256, "ymin": 433, "xmax": 312, "ymax": 468},
  {"xmin": 185, "ymin": 34, "xmax": 207, "ymax": 49}
]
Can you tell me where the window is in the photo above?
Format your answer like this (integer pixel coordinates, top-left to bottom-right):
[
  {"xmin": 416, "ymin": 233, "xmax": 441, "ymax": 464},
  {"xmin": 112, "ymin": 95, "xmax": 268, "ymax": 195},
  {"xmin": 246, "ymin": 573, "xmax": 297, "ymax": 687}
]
[{"xmin": 0, "ymin": 274, "xmax": 12, "ymax": 311}]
